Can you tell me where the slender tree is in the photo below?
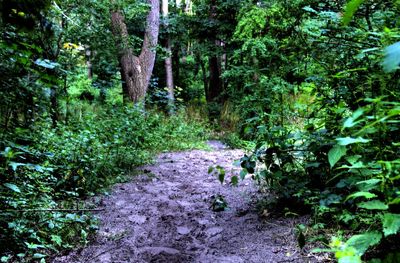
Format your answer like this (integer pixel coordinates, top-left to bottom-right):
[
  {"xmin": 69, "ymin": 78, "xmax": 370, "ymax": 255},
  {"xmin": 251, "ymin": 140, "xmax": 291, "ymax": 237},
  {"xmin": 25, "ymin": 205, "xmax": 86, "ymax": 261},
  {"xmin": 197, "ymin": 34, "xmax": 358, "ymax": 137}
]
[
  {"xmin": 162, "ymin": 0, "xmax": 174, "ymax": 111},
  {"xmin": 110, "ymin": 0, "xmax": 160, "ymax": 103},
  {"xmin": 206, "ymin": 0, "xmax": 222, "ymax": 104}
]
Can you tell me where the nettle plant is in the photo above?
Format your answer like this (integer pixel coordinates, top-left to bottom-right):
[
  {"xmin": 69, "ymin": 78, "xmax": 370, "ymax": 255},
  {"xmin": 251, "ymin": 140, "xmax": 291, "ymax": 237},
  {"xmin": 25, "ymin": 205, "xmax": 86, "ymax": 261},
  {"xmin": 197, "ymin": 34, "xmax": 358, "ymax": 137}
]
[{"xmin": 326, "ymin": 97, "xmax": 400, "ymax": 261}]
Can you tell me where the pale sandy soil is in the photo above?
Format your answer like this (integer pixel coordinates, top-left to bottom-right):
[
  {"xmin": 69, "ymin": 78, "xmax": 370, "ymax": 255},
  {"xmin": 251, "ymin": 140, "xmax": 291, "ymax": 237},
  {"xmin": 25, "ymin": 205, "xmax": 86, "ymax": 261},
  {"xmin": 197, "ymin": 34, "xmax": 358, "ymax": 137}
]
[{"xmin": 53, "ymin": 141, "xmax": 320, "ymax": 263}]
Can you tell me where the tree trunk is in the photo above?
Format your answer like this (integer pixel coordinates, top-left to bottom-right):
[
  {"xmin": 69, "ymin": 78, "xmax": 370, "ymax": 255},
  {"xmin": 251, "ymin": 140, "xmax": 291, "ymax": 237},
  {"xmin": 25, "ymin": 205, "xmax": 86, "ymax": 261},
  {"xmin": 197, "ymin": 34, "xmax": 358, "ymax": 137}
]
[
  {"xmin": 110, "ymin": 0, "xmax": 160, "ymax": 103},
  {"xmin": 197, "ymin": 54, "xmax": 208, "ymax": 99},
  {"xmin": 50, "ymin": 86, "xmax": 59, "ymax": 127},
  {"xmin": 207, "ymin": 55, "xmax": 222, "ymax": 102},
  {"xmin": 165, "ymin": 39, "xmax": 174, "ymax": 109},
  {"xmin": 162, "ymin": 0, "xmax": 174, "ymax": 112},
  {"xmin": 85, "ymin": 46, "xmax": 93, "ymax": 79},
  {"xmin": 185, "ymin": 0, "xmax": 192, "ymax": 14},
  {"xmin": 205, "ymin": 0, "xmax": 222, "ymax": 104},
  {"xmin": 172, "ymin": 46, "xmax": 180, "ymax": 89}
]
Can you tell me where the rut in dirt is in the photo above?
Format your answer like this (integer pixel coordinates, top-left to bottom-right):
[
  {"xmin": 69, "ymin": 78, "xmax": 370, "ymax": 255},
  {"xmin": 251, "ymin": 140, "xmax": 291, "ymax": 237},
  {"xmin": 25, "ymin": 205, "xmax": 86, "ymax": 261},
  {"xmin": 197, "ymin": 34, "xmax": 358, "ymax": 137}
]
[{"xmin": 53, "ymin": 141, "xmax": 310, "ymax": 263}]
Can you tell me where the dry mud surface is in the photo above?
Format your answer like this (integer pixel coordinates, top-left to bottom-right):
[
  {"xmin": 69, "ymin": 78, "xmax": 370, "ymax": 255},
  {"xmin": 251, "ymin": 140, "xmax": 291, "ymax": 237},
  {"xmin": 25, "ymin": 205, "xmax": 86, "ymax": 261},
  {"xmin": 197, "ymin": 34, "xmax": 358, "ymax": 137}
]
[{"xmin": 53, "ymin": 141, "xmax": 316, "ymax": 263}]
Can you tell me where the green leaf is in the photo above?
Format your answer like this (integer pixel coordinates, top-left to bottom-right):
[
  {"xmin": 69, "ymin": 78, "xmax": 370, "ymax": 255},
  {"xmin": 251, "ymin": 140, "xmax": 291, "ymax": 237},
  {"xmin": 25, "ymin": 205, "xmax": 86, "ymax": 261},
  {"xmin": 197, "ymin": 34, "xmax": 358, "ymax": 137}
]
[
  {"xmin": 345, "ymin": 155, "xmax": 362, "ymax": 165},
  {"xmin": 9, "ymin": 162, "xmax": 26, "ymax": 171},
  {"xmin": 25, "ymin": 243, "xmax": 45, "ymax": 249},
  {"xmin": 207, "ymin": 166, "xmax": 214, "ymax": 174},
  {"xmin": 3, "ymin": 183, "xmax": 21, "ymax": 193},
  {"xmin": 336, "ymin": 137, "xmax": 371, "ymax": 146},
  {"xmin": 388, "ymin": 197, "xmax": 400, "ymax": 205},
  {"xmin": 343, "ymin": 109, "xmax": 364, "ymax": 128},
  {"xmin": 239, "ymin": 169, "xmax": 247, "ymax": 180},
  {"xmin": 357, "ymin": 200, "xmax": 388, "ymax": 210},
  {"xmin": 383, "ymin": 42, "xmax": 400, "ymax": 73},
  {"xmin": 343, "ymin": 0, "xmax": 364, "ymax": 26},
  {"xmin": 34, "ymin": 59, "xmax": 59, "ymax": 69},
  {"xmin": 382, "ymin": 213, "xmax": 400, "ymax": 237},
  {"xmin": 328, "ymin": 145, "xmax": 347, "ymax": 168},
  {"xmin": 1, "ymin": 256, "xmax": 11, "ymax": 263},
  {"xmin": 32, "ymin": 253, "xmax": 47, "ymax": 259},
  {"xmin": 231, "ymin": 176, "xmax": 239, "ymax": 186},
  {"xmin": 356, "ymin": 179, "xmax": 381, "ymax": 191},
  {"xmin": 346, "ymin": 191, "xmax": 377, "ymax": 201},
  {"xmin": 337, "ymin": 255, "xmax": 361, "ymax": 263},
  {"xmin": 216, "ymin": 166, "xmax": 225, "ymax": 184},
  {"xmin": 346, "ymin": 231, "xmax": 382, "ymax": 255},
  {"xmin": 51, "ymin": 234, "xmax": 63, "ymax": 246},
  {"xmin": 302, "ymin": 6, "xmax": 318, "ymax": 14},
  {"xmin": 339, "ymin": 161, "xmax": 366, "ymax": 169}
]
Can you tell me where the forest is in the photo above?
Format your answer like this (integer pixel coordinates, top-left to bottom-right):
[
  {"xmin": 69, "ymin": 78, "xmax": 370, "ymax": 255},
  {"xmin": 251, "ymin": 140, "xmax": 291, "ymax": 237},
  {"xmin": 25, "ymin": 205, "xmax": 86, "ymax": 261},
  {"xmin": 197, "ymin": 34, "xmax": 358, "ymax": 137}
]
[{"xmin": 1, "ymin": 0, "xmax": 400, "ymax": 262}]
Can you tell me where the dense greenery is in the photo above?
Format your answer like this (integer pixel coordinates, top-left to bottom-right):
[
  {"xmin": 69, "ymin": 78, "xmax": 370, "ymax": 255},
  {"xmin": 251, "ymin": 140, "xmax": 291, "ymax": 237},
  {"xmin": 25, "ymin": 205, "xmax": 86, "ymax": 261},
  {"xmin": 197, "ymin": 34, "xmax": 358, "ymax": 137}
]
[
  {"xmin": 1, "ymin": 0, "xmax": 400, "ymax": 262},
  {"xmin": 225, "ymin": 1, "xmax": 400, "ymax": 262}
]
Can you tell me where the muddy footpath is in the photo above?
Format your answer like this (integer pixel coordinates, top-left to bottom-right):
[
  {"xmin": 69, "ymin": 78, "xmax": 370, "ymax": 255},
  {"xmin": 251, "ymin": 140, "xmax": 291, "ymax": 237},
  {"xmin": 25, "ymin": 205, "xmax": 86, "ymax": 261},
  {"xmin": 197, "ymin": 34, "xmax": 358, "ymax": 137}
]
[{"xmin": 53, "ymin": 141, "xmax": 323, "ymax": 263}]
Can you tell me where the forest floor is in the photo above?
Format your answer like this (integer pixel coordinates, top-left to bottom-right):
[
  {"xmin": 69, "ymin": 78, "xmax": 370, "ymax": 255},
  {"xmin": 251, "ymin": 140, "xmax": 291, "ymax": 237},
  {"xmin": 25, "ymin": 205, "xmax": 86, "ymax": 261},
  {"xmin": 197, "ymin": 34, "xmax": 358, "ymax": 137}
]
[{"xmin": 53, "ymin": 141, "xmax": 321, "ymax": 263}]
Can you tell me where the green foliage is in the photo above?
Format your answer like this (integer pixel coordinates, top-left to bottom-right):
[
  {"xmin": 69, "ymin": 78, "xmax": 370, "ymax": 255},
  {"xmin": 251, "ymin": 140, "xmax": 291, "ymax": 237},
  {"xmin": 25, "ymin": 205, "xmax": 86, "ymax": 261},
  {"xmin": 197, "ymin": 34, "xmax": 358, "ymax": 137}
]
[
  {"xmin": 233, "ymin": 6, "xmax": 268, "ymax": 40},
  {"xmin": 342, "ymin": 0, "xmax": 365, "ymax": 26},
  {"xmin": 0, "ymin": 104, "xmax": 208, "ymax": 261},
  {"xmin": 382, "ymin": 213, "xmax": 400, "ymax": 237},
  {"xmin": 225, "ymin": 0, "xmax": 400, "ymax": 260},
  {"xmin": 2, "ymin": 0, "xmax": 400, "ymax": 261},
  {"xmin": 328, "ymin": 145, "xmax": 347, "ymax": 168},
  {"xmin": 210, "ymin": 194, "xmax": 228, "ymax": 212},
  {"xmin": 383, "ymin": 42, "xmax": 400, "ymax": 73}
]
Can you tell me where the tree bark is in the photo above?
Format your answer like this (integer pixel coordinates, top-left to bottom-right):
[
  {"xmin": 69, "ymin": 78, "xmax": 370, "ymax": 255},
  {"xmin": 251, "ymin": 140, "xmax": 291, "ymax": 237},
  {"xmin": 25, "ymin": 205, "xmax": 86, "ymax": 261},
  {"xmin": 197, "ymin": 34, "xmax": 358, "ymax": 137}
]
[
  {"xmin": 110, "ymin": 0, "xmax": 160, "ymax": 103},
  {"xmin": 207, "ymin": 55, "xmax": 222, "ymax": 102},
  {"xmin": 197, "ymin": 53, "xmax": 208, "ymax": 99},
  {"xmin": 205, "ymin": 0, "xmax": 222, "ymax": 104},
  {"xmin": 85, "ymin": 46, "xmax": 93, "ymax": 79},
  {"xmin": 162, "ymin": 0, "xmax": 174, "ymax": 111}
]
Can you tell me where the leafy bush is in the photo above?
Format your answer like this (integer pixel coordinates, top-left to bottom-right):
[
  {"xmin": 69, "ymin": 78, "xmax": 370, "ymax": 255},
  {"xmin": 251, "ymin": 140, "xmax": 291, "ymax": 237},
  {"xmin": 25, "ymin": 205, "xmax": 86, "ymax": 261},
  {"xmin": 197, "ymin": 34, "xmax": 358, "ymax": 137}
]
[{"xmin": 0, "ymin": 104, "xmax": 209, "ymax": 261}]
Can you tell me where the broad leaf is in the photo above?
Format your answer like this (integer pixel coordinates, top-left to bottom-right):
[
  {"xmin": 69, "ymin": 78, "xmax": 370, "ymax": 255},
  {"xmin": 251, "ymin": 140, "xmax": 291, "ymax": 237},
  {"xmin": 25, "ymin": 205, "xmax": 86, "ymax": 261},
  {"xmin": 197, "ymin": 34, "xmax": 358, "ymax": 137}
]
[
  {"xmin": 336, "ymin": 137, "xmax": 371, "ymax": 146},
  {"xmin": 34, "ymin": 59, "xmax": 59, "ymax": 69},
  {"xmin": 357, "ymin": 200, "xmax": 388, "ymax": 210},
  {"xmin": 9, "ymin": 162, "xmax": 26, "ymax": 171},
  {"xmin": 3, "ymin": 183, "xmax": 21, "ymax": 193},
  {"xmin": 216, "ymin": 166, "xmax": 225, "ymax": 184},
  {"xmin": 343, "ymin": 0, "xmax": 364, "ymax": 26},
  {"xmin": 345, "ymin": 155, "xmax": 362, "ymax": 165},
  {"xmin": 328, "ymin": 145, "xmax": 347, "ymax": 168},
  {"xmin": 343, "ymin": 108, "xmax": 364, "ymax": 128},
  {"xmin": 302, "ymin": 6, "xmax": 318, "ymax": 14},
  {"xmin": 346, "ymin": 191, "xmax": 377, "ymax": 201},
  {"xmin": 383, "ymin": 42, "xmax": 400, "ymax": 73},
  {"xmin": 32, "ymin": 253, "xmax": 47, "ymax": 259},
  {"xmin": 382, "ymin": 213, "xmax": 400, "ymax": 237},
  {"xmin": 239, "ymin": 169, "xmax": 247, "ymax": 180},
  {"xmin": 346, "ymin": 231, "xmax": 382, "ymax": 255},
  {"xmin": 356, "ymin": 179, "xmax": 381, "ymax": 191},
  {"xmin": 51, "ymin": 235, "xmax": 62, "ymax": 246},
  {"xmin": 231, "ymin": 176, "xmax": 239, "ymax": 186}
]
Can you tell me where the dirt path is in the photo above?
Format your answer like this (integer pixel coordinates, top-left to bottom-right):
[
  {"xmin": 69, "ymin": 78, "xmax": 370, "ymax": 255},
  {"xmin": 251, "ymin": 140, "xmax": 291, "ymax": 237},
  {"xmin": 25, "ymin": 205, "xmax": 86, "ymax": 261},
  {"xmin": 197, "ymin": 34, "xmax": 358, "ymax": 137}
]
[{"xmin": 53, "ymin": 141, "xmax": 311, "ymax": 263}]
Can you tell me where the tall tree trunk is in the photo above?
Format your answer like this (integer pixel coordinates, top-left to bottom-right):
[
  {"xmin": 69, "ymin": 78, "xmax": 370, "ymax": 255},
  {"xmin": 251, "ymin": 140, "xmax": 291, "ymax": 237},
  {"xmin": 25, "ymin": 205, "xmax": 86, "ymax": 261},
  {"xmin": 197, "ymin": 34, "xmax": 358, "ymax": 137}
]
[
  {"xmin": 197, "ymin": 53, "xmax": 208, "ymax": 100},
  {"xmin": 205, "ymin": 0, "xmax": 222, "ymax": 104},
  {"xmin": 162, "ymin": 0, "xmax": 174, "ymax": 112},
  {"xmin": 110, "ymin": 0, "xmax": 160, "ymax": 103},
  {"xmin": 50, "ymin": 86, "xmax": 59, "ymax": 127},
  {"xmin": 207, "ymin": 55, "xmax": 222, "ymax": 102},
  {"xmin": 85, "ymin": 46, "xmax": 93, "ymax": 79},
  {"xmin": 172, "ymin": 46, "xmax": 180, "ymax": 89},
  {"xmin": 185, "ymin": 0, "xmax": 192, "ymax": 14}
]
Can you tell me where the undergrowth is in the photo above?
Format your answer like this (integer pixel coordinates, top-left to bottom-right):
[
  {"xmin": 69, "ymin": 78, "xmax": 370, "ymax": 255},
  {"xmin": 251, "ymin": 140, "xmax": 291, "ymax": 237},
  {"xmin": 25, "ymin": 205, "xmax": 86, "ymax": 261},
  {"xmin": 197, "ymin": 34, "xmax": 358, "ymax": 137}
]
[{"xmin": 0, "ymin": 104, "xmax": 209, "ymax": 262}]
